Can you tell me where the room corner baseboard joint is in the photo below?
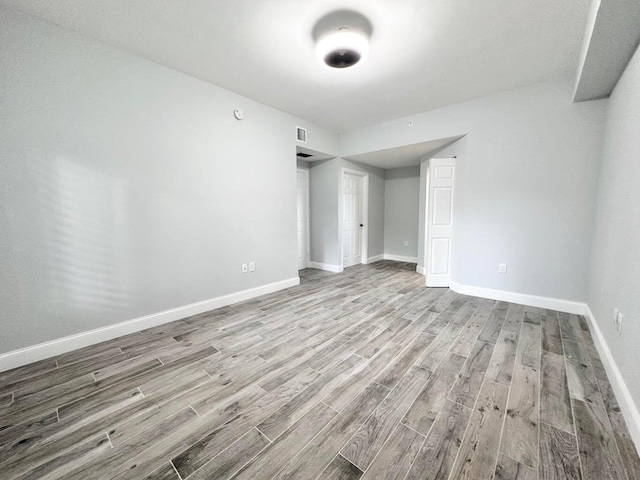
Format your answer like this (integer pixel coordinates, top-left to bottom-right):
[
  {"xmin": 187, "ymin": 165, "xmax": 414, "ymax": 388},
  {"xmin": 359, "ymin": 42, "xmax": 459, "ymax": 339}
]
[
  {"xmin": 307, "ymin": 261, "xmax": 343, "ymax": 273},
  {"xmin": 364, "ymin": 254, "xmax": 384, "ymax": 264}
]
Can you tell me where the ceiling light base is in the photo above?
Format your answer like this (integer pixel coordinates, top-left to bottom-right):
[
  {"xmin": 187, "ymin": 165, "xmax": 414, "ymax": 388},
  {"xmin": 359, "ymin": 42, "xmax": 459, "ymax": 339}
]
[{"xmin": 316, "ymin": 29, "xmax": 369, "ymax": 69}]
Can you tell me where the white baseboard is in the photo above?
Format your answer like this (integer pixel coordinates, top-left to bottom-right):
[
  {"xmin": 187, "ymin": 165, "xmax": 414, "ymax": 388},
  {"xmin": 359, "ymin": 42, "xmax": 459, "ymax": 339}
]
[
  {"xmin": 584, "ymin": 305, "xmax": 640, "ymax": 454},
  {"xmin": 307, "ymin": 261, "xmax": 343, "ymax": 273},
  {"xmin": 416, "ymin": 265, "xmax": 426, "ymax": 275},
  {"xmin": 448, "ymin": 280, "xmax": 586, "ymax": 314},
  {"xmin": 0, "ymin": 277, "xmax": 300, "ymax": 372},
  {"xmin": 312, "ymin": 255, "xmax": 416, "ymax": 269},
  {"xmin": 383, "ymin": 254, "xmax": 418, "ymax": 263},
  {"xmin": 364, "ymin": 254, "xmax": 384, "ymax": 264},
  {"xmin": 365, "ymin": 254, "xmax": 418, "ymax": 264}
]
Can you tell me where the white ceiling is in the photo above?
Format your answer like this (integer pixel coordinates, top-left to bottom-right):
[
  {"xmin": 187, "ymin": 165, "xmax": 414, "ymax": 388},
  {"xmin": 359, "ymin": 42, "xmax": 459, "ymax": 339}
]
[
  {"xmin": 2, "ymin": 0, "xmax": 592, "ymax": 132},
  {"xmin": 344, "ymin": 136, "xmax": 463, "ymax": 169}
]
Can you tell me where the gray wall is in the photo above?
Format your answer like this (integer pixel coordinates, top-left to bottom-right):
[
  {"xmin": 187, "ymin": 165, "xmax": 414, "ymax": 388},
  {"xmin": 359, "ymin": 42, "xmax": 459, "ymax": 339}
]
[
  {"xmin": 0, "ymin": 7, "xmax": 337, "ymax": 354},
  {"xmin": 342, "ymin": 78, "xmax": 607, "ymax": 302},
  {"xmin": 309, "ymin": 159, "xmax": 340, "ymax": 266},
  {"xmin": 308, "ymin": 158, "xmax": 384, "ymax": 267},
  {"xmin": 384, "ymin": 167, "xmax": 420, "ymax": 259},
  {"xmin": 587, "ymin": 44, "xmax": 640, "ymax": 402},
  {"xmin": 296, "ymin": 159, "xmax": 310, "ymax": 169},
  {"xmin": 417, "ymin": 157, "xmax": 429, "ymax": 272}
]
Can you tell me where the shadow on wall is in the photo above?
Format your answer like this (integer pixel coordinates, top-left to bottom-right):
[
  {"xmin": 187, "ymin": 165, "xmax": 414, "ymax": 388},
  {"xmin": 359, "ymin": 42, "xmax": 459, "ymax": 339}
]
[{"xmin": 40, "ymin": 155, "xmax": 133, "ymax": 314}]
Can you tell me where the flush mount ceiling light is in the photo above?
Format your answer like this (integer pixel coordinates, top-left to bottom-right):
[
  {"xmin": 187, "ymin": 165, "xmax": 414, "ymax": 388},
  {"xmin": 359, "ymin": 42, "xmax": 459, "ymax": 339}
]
[{"xmin": 316, "ymin": 28, "xmax": 369, "ymax": 69}]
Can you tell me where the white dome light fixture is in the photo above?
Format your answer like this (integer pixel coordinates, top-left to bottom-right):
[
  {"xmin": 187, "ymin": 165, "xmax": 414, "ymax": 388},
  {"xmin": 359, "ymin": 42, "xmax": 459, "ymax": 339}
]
[{"xmin": 316, "ymin": 28, "xmax": 369, "ymax": 69}]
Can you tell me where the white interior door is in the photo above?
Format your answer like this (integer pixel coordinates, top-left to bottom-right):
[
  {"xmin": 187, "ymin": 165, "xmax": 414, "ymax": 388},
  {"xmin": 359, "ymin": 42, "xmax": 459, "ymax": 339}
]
[
  {"xmin": 296, "ymin": 169, "xmax": 309, "ymax": 270},
  {"xmin": 343, "ymin": 173, "xmax": 363, "ymax": 268},
  {"xmin": 426, "ymin": 158, "xmax": 455, "ymax": 287}
]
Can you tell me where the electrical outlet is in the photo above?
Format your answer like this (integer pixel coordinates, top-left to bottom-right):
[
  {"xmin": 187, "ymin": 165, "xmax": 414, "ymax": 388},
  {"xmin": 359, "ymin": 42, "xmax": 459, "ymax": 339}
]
[
  {"xmin": 242, "ymin": 264, "xmax": 248, "ymax": 273},
  {"xmin": 498, "ymin": 263, "xmax": 507, "ymax": 274},
  {"xmin": 249, "ymin": 261, "xmax": 256, "ymax": 272},
  {"xmin": 404, "ymin": 240, "xmax": 409, "ymax": 247},
  {"xmin": 600, "ymin": 288, "xmax": 605, "ymax": 305},
  {"xmin": 613, "ymin": 308, "xmax": 619, "ymax": 327}
]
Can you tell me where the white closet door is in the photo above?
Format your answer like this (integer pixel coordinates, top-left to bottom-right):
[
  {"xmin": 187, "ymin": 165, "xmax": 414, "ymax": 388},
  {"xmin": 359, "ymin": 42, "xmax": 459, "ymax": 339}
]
[{"xmin": 426, "ymin": 158, "xmax": 455, "ymax": 287}]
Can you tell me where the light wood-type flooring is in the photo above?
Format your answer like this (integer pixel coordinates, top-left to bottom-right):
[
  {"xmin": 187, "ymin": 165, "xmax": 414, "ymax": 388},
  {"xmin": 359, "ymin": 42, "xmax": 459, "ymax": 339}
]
[{"xmin": 1, "ymin": 261, "xmax": 639, "ymax": 479}]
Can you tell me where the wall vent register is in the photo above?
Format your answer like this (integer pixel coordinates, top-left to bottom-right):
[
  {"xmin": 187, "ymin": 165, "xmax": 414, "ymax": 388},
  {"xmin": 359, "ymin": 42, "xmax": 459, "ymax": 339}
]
[{"xmin": 296, "ymin": 126, "xmax": 307, "ymax": 143}]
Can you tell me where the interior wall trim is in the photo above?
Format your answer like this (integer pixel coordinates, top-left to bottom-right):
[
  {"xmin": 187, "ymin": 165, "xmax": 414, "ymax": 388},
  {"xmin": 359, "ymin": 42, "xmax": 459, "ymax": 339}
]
[
  {"xmin": 311, "ymin": 255, "xmax": 418, "ymax": 268},
  {"xmin": 364, "ymin": 254, "xmax": 384, "ymax": 264},
  {"xmin": 383, "ymin": 254, "xmax": 419, "ymax": 263},
  {"xmin": 584, "ymin": 305, "xmax": 640, "ymax": 454},
  {"xmin": 364, "ymin": 254, "xmax": 420, "ymax": 265},
  {"xmin": 0, "ymin": 276, "xmax": 300, "ymax": 372},
  {"xmin": 448, "ymin": 280, "xmax": 586, "ymax": 314},
  {"xmin": 307, "ymin": 261, "xmax": 344, "ymax": 273}
]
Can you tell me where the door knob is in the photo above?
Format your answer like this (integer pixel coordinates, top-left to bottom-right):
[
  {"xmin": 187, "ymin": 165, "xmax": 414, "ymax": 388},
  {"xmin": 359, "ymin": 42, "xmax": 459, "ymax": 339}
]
[{"xmin": 360, "ymin": 224, "xmax": 364, "ymax": 227}]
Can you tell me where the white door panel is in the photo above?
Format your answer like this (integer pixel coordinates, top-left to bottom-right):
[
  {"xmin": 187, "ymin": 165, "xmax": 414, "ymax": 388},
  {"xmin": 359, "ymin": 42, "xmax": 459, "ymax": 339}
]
[
  {"xmin": 433, "ymin": 187, "xmax": 453, "ymax": 226},
  {"xmin": 343, "ymin": 231, "xmax": 352, "ymax": 259},
  {"xmin": 433, "ymin": 165, "xmax": 454, "ymax": 180},
  {"xmin": 343, "ymin": 173, "xmax": 363, "ymax": 268},
  {"xmin": 430, "ymin": 238, "xmax": 451, "ymax": 274},
  {"xmin": 426, "ymin": 158, "xmax": 455, "ymax": 287}
]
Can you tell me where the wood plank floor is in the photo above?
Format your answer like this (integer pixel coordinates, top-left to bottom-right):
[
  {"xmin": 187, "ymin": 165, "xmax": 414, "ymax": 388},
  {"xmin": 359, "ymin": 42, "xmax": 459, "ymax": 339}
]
[{"xmin": 1, "ymin": 261, "xmax": 639, "ymax": 479}]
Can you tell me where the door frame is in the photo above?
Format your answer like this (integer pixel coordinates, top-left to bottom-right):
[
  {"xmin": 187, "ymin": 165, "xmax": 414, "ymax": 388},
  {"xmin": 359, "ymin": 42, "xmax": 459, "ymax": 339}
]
[
  {"xmin": 421, "ymin": 160, "xmax": 431, "ymax": 278},
  {"xmin": 340, "ymin": 168, "xmax": 369, "ymax": 270},
  {"xmin": 297, "ymin": 168, "xmax": 310, "ymax": 270}
]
